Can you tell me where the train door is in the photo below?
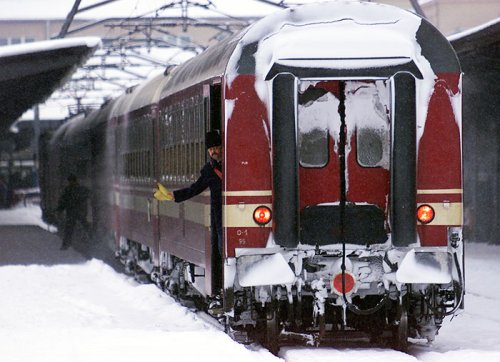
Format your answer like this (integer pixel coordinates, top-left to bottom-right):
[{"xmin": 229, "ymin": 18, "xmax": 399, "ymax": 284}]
[
  {"xmin": 297, "ymin": 79, "xmax": 391, "ymax": 247},
  {"xmin": 204, "ymin": 82, "xmax": 223, "ymax": 295},
  {"xmin": 272, "ymin": 76, "xmax": 392, "ymax": 247}
]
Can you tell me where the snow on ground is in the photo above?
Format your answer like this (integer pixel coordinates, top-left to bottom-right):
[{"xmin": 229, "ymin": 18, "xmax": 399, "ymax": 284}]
[
  {"xmin": 0, "ymin": 203, "xmax": 53, "ymax": 230},
  {"xmin": 0, "ymin": 204, "xmax": 499, "ymax": 362}
]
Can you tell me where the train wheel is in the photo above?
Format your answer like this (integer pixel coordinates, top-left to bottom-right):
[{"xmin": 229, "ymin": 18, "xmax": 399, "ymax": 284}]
[
  {"xmin": 265, "ymin": 301, "xmax": 280, "ymax": 355},
  {"xmin": 393, "ymin": 298, "xmax": 409, "ymax": 352},
  {"xmin": 316, "ymin": 314, "xmax": 326, "ymax": 346},
  {"xmin": 124, "ymin": 258, "xmax": 135, "ymax": 275}
]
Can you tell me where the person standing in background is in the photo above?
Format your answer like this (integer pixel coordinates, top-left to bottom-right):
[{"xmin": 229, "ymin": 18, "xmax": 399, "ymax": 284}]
[{"xmin": 56, "ymin": 174, "xmax": 90, "ymax": 250}]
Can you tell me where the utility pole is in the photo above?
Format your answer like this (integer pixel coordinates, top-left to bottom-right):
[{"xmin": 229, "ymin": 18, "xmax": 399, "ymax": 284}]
[
  {"xmin": 33, "ymin": 105, "xmax": 40, "ymax": 187},
  {"xmin": 409, "ymin": 0, "xmax": 427, "ymax": 18},
  {"xmin": 58, "ymin": 0, "xmax": 82, "ymax": 38}
]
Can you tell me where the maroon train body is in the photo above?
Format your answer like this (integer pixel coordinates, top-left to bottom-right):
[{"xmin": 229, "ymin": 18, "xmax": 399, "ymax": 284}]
[{"xmin": 40, "ymin": 2, "xmax": 464, "ymax": 351}]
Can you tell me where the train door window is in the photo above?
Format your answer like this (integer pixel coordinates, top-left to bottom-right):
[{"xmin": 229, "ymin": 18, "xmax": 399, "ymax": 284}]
[
  {"xmin": 203, "ymin": 83, "xmax": 223, "ymax": 288},
  {"xmin": 297, "ymin": 81, "xmax": 338, "ymax": 168},
  {"xmin": 209, "ymin": 84, "xmax": 221, "ymax": 132},
  {"xmin": 345, "ymin": 80, "xmax": 391, "ymax": 169},
  {"xmin": 203, "ymin": 83, "xmax": 222, "ymax": 167}
]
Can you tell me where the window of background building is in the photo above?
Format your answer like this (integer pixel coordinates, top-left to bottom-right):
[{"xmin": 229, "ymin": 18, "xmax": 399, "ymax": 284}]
[{"xmin": 0, "ymin": 37, "xmax": 36, "ymax": 45}]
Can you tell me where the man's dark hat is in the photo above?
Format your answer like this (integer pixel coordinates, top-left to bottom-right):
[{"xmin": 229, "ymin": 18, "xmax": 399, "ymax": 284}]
[{"xmin": 205, "ymin": 130, "xmax": 221, "ymax": 149}]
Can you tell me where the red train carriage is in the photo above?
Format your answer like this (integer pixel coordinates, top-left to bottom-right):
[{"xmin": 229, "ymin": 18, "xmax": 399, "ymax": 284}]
[{"xmin": 40, "ymin": 1, "xmax": 464, "ymax": 352}]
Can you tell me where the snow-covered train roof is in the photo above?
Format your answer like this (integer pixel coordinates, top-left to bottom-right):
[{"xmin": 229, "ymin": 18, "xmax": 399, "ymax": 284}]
[
  {"xmin": 110, "ymin": 72, "xmax": 169, "ymax": 119},
  {"xmin": 225, "ymin": 1, "xmax": 459, "ymax": 82},
  {"xmin": 111, "ymin": 1, "xmax": 460, "ymax": 118},
  {"xmin": 51, "ymin": 99, "xmax": 116, "ymax": 147}
]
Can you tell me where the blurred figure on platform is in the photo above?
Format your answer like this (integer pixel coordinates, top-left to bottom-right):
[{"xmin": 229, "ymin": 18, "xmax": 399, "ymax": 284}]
[
  {"xmin": 56, "ymin": 174, "xmax": 90, "ymax": 250},
  {"xmin": 0, "ymin": 177, "xmax": 7, "ymax": 208}
]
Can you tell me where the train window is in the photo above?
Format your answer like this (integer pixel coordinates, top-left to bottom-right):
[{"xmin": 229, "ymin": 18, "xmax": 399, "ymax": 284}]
[
  {"xmin": 185, "ymin": 101, "xmax": 189, "ymax": 179},
  {"xmin": 165, "ymin": 108, "xmax": 173, "ymax": 181},
  {"xmin": 357, "ymin": 128, "xmax": 385, "ymax": 167},
  {"xmin": 198, "ymin": 96, "xmax": 204, "ymax": 174},
  {"xmin": 298, "ymin": 84, "xmax": 336, "ymax": 168},
  {"xmin": 139, "ymin": 151, "xmax": 143, "ymax": 178},
  {"xmin": 173, "ymin": 104, "xmax": 179, "ymax": 182},
  {"xmin": 133, "ymin": 152, "xmax": 137, "ymax": 178},
  {"xmin": 146, "ymin": 150, "xmax": 151, "ymax": 178},
  {"xmin": 157, "ymin": 93, "xmax": 206, "ymax": 183},
  {"xmin": 187, "ymin": 98, "xmax": 194, "ymax": 179},
  {"xmin": 177, "ymin": 103, "xmax": 182, "ymax": 181},
  {"xmin": 346, "ymin": 80, "xmax": 391, "ymax": 169},
  {"xmin": 298, "ymin": 127, "xmax": 328, "ymax": 168},
  {"xmin": 134, "ymin": 152, "xmax": 137, "ymax": 178}
]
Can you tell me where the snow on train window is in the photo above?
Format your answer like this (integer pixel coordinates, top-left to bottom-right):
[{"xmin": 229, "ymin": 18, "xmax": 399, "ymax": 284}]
[
  {"xmin": 345, "ymin": 81, "xmax": 390, "ymax": 169},
  {"xmin": 357, "ymin": 128, "xmax": 385, "ymax": 167},
  {"xmin": 298, "ymin": 83, "xmax": 338, "ymax": 168},
  {"xmin": 297, "ymin": 80, "xmax": 389, "ymax": 169}
]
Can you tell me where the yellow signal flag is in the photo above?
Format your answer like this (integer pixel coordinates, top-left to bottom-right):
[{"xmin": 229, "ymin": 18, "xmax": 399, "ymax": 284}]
[{"xmin": 153, "ymin": 183, "xmax": 173, "ymax": 201}]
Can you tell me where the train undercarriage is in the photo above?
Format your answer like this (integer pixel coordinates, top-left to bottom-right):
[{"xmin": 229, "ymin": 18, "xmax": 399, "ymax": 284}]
[{"xmin": 115, "ymin": 237, "xmax": 463, "ymax": 353}]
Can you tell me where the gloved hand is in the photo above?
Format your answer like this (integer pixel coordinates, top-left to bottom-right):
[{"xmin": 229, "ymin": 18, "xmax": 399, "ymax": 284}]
[{"xmin": 154, "ymin": 183, "xmax": 174, "ymax": 201}]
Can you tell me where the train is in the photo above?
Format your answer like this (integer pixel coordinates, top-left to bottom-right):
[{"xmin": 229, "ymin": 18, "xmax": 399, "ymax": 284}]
[{"xmin": 39, "ymin": 1, "xmax": 465, "ymax": 352}]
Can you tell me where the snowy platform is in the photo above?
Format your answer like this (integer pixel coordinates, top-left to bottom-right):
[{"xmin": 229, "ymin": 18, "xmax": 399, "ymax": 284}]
[{"xmin": 0, "ymin": 225, "xmax": 86, "ymax": 266}]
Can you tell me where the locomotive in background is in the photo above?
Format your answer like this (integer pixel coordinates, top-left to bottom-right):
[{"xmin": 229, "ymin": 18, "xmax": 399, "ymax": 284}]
[{"xmin": 40, "ymin": 1, "xmax": 465, "ymax": 352}]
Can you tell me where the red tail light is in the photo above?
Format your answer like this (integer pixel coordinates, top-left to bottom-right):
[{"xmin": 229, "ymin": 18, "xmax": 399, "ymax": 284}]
[
  {"xmin": 417, "ymin": 204, "xmax": 435, "ymax": 224},
  {"xmin": 253, "ymin": 206, "xmax": 272, "ymax": 225},
  {"xmin": 332, "ymin": 272, "xmax": 356, "ymax": 295}
]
